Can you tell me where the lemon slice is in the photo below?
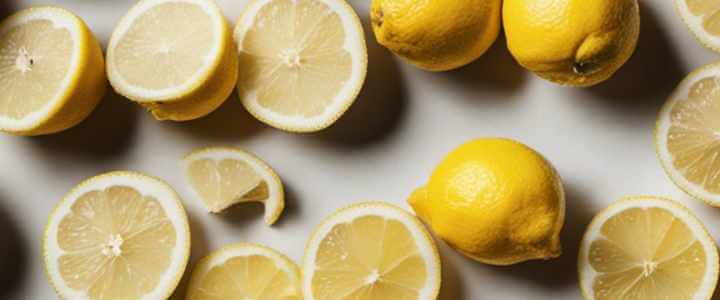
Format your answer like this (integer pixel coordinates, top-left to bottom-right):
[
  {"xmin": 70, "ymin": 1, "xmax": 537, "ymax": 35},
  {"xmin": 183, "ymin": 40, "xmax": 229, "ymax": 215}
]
[
  {"xmin": 655, "ymin": 62, "xmax": 720, "ymax": 206},
  {"xmin": 234, "ymin": 0, "xmax": 368, "ymax": 132},
  {"xmin": 43, "ymin": 171, "xmax": 191, "ymax": 300},
  {"xmin": 107, "ymin": 0, "xmax": 238, "ymax": 121},
  {"xmin": 579, "ymin": 196, "xmax": 718, "ymax": 300},
  {"xmin": 303, "ymin": 201, "xmax": 441, "ymax": 300},
  {"xmin": 676, "ymin": 0, "xmax": 720, "ymax": 52},
  {"xmin": 0, "ymin": 7, "xmax": 106, "ymax": 135},
  {"xmin": 186, "ymin": 243, "xmax": 301, "ymax": 299},
  {"xmin": 182, "ymin": 147, "xmax": 285, "ymax": 225}
]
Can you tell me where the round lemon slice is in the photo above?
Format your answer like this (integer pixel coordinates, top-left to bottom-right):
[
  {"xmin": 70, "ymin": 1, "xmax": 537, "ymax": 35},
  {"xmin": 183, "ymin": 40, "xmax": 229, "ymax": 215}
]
[
  {"xmin": 303, "ymin": 202, "xmax": 441, "ymax": 300},
  {"xmin": 579, "ymin": 196, "xmax": 718, "ymax": 300},
  {"xmin": 182, "ymin": 147, "xmax": 285, "ymax": 225},
  {"xmin": 0, "ymin": 7, "xmax": 106, "ymax": 135},
  {"xmin": 186, "ymin": 243, "xmax": 302, "ymax": 299},
  {"xmin": 234, "ymin": 0, "xmax": 368, "ymax": 132},
  {"xmin": 655, "ymin": 62, "xmax": 720, "ymax": 206},
  {"xmin": 107, "ymin": 0, "xmax": 238, "ymax": 121},
  {"xmin": 43, "ymin": 171, "xmax": 191, "ymax": 300},
  {"xmin": 676, "ymin": 0, "xmax": 720, "ymax": 52}
]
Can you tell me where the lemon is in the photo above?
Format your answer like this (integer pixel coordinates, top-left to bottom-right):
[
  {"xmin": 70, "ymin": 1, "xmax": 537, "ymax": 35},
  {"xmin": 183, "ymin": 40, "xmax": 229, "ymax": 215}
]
[
  {"xmin": 303, "ymin": 201, "xmax": 441, "ymax": 300},
  {"xmin": 579, "ymin": 196, "xmax": 718, "ymax": 300},
  {"xmin": 409, "ymin": 138, "xmax": 565, "ymax": 266},
  {"xmin": 503, "ymin": 0, "xmax": 640, "ymax": 86},
  {"xmin": 234, "ymin": 0, "xmax": 367, "ymax": 133},
  {"xmin": 0, "ymin": 7, "xmax": 106, "ymax": 136},
  {"xmin": 186, "ymin": 243, "xmax": 301, "ymax": 299},
  {"xmin": 655, "ymin": 62, "xmax": 720, "ymax": 206},
  {"xmin": 107, "ymin": 0, "xmax": 238, "ymax": 121},
  {"xmin": 182, "ymin": 147, "xmax": 285, "ymax": 225},
  {"xmin": 676, "ymin": 0, "xmax": 720, "ymax": 52},
  {"xmin": 370, "ymin": 0, "xmax": 501, "ymax": 71},
  {"xmin": 43, "ymin": 171, "xmax": 190, "ymax": 300}
]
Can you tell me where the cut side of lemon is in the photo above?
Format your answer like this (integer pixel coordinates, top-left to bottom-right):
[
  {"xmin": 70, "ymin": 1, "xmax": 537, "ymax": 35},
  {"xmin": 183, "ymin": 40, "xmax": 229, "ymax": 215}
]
[
  {"xmin": 182, "ymin": 147, "xmax": 285, "ymax": 225},
  {"xmin": 579, "ymin": 196, "xmax": 718, "ymax": 300},
  {"xmin": 186, "ymin": 243, "xmax": 301, "ymax": 299},
  {"xmin": 303, "ymin": 201, "xmax": 441, "ymax": 300},
  {"xmin": 43, "ymin": 171, "xmax": 190, "ymax": 300},
  {"xmin": 234, "ymin": 0, "xmax": 368, "ymax": 132},
  {"xmin": 676, "ymin": 0, "xmax": 720, "ymax": 52},
  {"xmin": 656, "ymin": 62, "xmax": 720, "ymax": 206},
  {"xmin": 0, "ymin": 6, "xmax": 106, "ymax": 135},
  {"xmin": 107, "ymin": 0, "xmax": 238, "ymax": 121}
]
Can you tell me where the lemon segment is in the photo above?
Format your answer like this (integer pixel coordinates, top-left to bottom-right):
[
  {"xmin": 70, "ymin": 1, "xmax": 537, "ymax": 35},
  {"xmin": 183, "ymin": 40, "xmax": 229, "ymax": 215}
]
[
  {"xmin": 182, "ymin": 147, "xmax": 285, "ymax": 225},
  {"xmin": 43, "ymin": 171, "xmax": 190, "ymax": 300},
  {"xmin": 0, "ymin": 7, "xmax": 106, "ymax": 135},
  {"xmin": 303, "ymin": 202, "xmax": 441, "ymax": 300},
  {"xmin": 234, "ymin": 0, "xmax": 367, "ymax": 132},
  {"xmin": 579, "ymin": 196, "xmax": 718, "ymax": 300},
  {"xmin": 677, "ymin": 0, "xmax": 720, "ymax": 52},
  {"xmin": 186, "ymin": 243, "xmax": 301, "ymax": 300}
]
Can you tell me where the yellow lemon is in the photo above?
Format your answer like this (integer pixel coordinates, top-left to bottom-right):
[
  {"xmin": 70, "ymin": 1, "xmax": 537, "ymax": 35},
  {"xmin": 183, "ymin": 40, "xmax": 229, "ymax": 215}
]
[
  {"xmin": 370, "ymin": 0, "xmax": 501, "ymax": 71},
  {"xmin": 503, "ymin": 0, "xmax": 640, "ymax": 86},
  {"xmin": 409, "ymin": 138, "xmax": 565, "ymax": 265}
]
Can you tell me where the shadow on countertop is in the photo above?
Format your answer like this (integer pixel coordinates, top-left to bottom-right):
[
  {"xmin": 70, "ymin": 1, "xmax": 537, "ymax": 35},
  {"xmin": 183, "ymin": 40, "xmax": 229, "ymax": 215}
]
[
  {"xmin": 0, "ymin": 2, "xmax": 16, "ymax": 19},
  {"xmin": 169, "ymin": 209, "xmax": 211, "ymax": 300},
  {"xmin": 0, "ymin": 191, "xmax": 29, "ymax": 299}
]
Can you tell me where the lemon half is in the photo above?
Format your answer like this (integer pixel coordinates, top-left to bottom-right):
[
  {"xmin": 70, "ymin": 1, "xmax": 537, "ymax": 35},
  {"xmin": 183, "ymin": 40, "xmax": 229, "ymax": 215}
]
[{"xmin": 676, "ymin": 0, "xmax": 720, "ymax": 52}]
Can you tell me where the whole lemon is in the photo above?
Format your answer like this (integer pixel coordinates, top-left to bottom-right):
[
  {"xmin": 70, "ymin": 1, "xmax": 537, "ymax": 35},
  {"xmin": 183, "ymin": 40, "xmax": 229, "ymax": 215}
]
[
  {"xmin": 409, "ymin": 138, "xmax": 565, "ymax": 265},
  {"xmin": 370, "ymin": 0, "xmax": 501, "ymax": 71},
  {"xmin": 503, "ymin": 0, "xmax": 640, "ymax": 86}
]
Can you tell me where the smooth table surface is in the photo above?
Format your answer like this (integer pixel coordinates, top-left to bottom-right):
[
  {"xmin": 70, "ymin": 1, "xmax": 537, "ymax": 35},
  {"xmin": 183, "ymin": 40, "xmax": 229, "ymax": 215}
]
[{"xmin": 1, "ymin": 0, "xmax": 719, "ymax": 299}]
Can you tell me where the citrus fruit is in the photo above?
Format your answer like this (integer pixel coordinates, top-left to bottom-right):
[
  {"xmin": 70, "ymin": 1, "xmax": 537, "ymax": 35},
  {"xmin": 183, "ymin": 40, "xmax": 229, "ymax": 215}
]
[
  {"xmin": 182, "ymin": 147, "xmax": 284, "ymax": 225},
  {"xmin": 503, "ymin": 0, "xmax": 640, "ymax": 86},
  {"xmin": 43, "ymin": 171, "xmax": 190, "ymax": 300},
  {"xmin": 409, "ymin": 138, "xmax": 565, "ymax": 265},
  {"xmin": 107, "ymin": 0, "xmax": 238, "ymax": 121},
  {"xmin": 676, "ymin": 0, "xmax": 720, "ymax": 52},
  {"xmin": 578, "ymin": 196, "xmax": 718, "ymax": 300},
  {"xmin": 186, "ymin": 243, "xmax": 301, "ymax": 299},
  {"xmin": 303, "ymin": 201, "xmax": 441, "ymax": 300},
  {"xmin": 234, "ymin": 0, "xmax": 367, "ymax": 132},
  {"xmin": 370, "ymin": 0, "xmax": 501, "ymax": 71},
  {"xmin": 0, "ymin": 7, "xmax": 106, "ymax": 136}
]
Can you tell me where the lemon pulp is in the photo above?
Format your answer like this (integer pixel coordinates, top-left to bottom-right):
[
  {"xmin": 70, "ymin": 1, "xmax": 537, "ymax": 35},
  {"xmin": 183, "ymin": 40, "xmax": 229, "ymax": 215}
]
[
  {"xmin": 187, "ymin": 158, "xmax": 269, "ymax": 210},
  {"xmin": 686, "ymin": 0, "xmax": 720, "ymax": 35}
]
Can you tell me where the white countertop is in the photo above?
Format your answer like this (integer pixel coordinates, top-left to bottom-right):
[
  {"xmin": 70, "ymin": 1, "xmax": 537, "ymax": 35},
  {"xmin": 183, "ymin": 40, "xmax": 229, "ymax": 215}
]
[{"xmin": 1, "ymin": 0, "xmax": 719, "ymax": 299}]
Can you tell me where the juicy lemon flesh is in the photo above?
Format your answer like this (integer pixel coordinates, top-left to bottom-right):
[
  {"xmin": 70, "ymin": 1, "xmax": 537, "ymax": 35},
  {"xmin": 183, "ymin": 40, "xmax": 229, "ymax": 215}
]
[
  {"xmin": 238, "ymin": 0, "xmax": 352, "ymax": 118},
  {"xmin": 114, "ymin": 2, "xmax": 214, "ymax": 90},
  {"xmin": 687, "ymin": 0, "xmax": 720, "ymax": 35},
  {"xmin": 189, "ymin": 255, "xmax": 300, "ymax": 300},
  {"xmin": 0, "ymin": 19, "xmax": 72, "ymax": 119},
  {"xmin": 187, "ymin": 158, "xmax": 269, "ymax": 213},
  {"xmin": 588, "ymin": 207, "xmax": 706, "ymax": 299},
  {"xmin": 667, "ymin": 76, "xmax": 720, "ymax": 194},
  {"xmin": 312, "ymin": 215, "xmax": 427, "ymax": 300},
  {"xmin": 57, "ymin": 186, "xmax": 177, "ymax": 299}
]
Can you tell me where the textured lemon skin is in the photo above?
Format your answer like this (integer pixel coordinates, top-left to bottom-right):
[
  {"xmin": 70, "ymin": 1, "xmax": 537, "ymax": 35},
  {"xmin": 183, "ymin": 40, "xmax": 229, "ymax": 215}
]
[
  {"xmin": 409, "ymin": 138, "xmax": 565, "ymax": 265},
  {"xmin": 371, "ymin": 0, "xmax": 501, "ymax": 71},
  {"xmin": 503, "ymin": 0, "xmax": 640, "ymax": 87},
  {"xmin": 2, "ymin": 7, "xmax": 107, "ymax": 136}
]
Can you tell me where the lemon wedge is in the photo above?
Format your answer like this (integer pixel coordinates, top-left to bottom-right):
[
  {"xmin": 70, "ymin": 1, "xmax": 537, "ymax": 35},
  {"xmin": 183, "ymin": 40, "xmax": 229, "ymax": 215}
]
[{"xmin": 676, "ymin": 0, "xmax": 720, "ymax": 52}]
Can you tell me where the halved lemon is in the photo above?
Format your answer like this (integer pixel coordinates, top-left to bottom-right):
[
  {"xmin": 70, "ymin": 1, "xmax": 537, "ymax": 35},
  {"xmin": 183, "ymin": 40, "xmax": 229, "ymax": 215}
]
[
  {"xmin": 303, "ymin": 201, "xmax": 441, "ymax": 300},
  {"xmin": 579, "ymin": 196, "xmax": 718, "ymax": 300},
  {"xmin": 43, "ymin": 171, "xmax": 191, "ymax": 300},
  {"xmin": 182, "ymin": 147, "xmax": 285, "ymax": 225},
  {"xmin": 655, "ymin": 62, "xmax": 720, "ymax": 206},
  {"xmin": 107, "ymin": 0, "xmax": 238, "ymax": 121},
  {"xmin": 676, "ymin": 0, "xmax": 720, "ymax": 52},
  {"xmin": 0, "ymin": 7, "xmax": 106, "ymax": 135},
  {"xmin": 234, "ymin": 0, "xmax": 368, "ymax": 132},
  {"xmin": 186, "ymin": 243, "xmax": 302, "ymax": 299}
]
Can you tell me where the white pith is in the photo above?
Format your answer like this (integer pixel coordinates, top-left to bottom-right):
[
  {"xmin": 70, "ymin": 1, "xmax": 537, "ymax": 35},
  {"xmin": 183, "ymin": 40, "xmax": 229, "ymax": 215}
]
[{"xmin": 676, "ymin": 0, "xmax": 720, "ymax": 49}]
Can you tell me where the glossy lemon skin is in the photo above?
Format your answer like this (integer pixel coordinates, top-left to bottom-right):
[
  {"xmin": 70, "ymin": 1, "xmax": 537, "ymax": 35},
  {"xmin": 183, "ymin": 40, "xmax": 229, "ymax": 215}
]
[
  {"xmin": 409, "ymin": 138, "xmax": 565, "ymax": 265},
  {"xmin": 371, "ymin": 0, "xmax": 501, "ymax": 71},
  {"xmin": 503, "ymin": 0, "xmax": 640, "ymax": 86}
]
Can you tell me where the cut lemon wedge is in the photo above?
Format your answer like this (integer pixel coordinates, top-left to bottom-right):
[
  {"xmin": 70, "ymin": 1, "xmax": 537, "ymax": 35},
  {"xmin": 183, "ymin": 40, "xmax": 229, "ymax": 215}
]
[
  {"xmin": 0, "ymin": 7, "xmax": 106, "ymax": 135},
  {"xmin": 303, "ymin": 202, "xmax": 441, "ymax": 300},
  {"xmin": 43, "ymin": 171, "xmax": 190, "ymax": 300},
  {"xmin": 234, "ymin": 0, "xmax": 368, "ymax": 132},
  {"xmin": 676, "ymin": 0, "xmax": 720, "ymax": 52},
  {"xmin": 186, "ymin": 243, "xmax": 301, "ymax": 299},
  {"xmin": 107, "ymin": 0, "xmax": 238, "ymax": 121},
  {"xmin": 182, "ymin": 147, "xmax": 284, "ymax": 225},
  {"xmin": 579, "ymin": 196, "xmax": 718, "ymax": 300},
  {"xmin": 656, "ymin": 62, "xmax": 720, "ymax": 206}
]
